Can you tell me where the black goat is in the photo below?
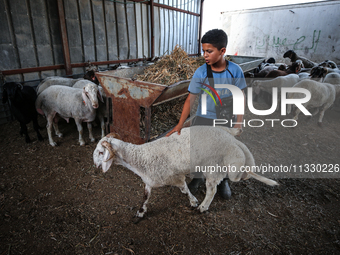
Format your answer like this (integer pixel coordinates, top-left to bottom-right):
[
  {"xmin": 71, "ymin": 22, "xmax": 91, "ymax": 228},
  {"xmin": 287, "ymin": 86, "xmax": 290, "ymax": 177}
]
[{"xmin": 2, "ymin": 82, "xmax": 43, "ymax": 143}]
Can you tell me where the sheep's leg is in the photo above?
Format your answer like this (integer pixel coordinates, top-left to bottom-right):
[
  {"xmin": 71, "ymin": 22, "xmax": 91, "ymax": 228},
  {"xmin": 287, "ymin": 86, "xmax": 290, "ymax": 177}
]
[
  {"xmin": 99, "ymin": 115, "xmax": 105, "ymax": 138},
  {"xmin": 46, "ymin": 115, "xmax": 57, "ymax": 146},
  {"xmin": 317, "ymin": 105, "xmax": 330, "ymax": 127},
  {"xmin": 75, "ymin": 119, "xmax": 85, "ymax": 146},
  {"xmin": 293, "ymin": 108, "xmax": 301, "ymax": 121},
  {"xmin": 32, "ymin": 116, "xmax": 43, "ymax": 141},
  {"xmin": 311, "ymin": 108, "xmax": 319, "ymax": 116},
  {"xmin": 52, "ymin": 115, "xmax": 63, "ymax": 138},
  {"xmin": 135, "ymin": 184, "xmax": 152, "ymax": 221},
  {"xmin": 19, "ymin": 122, "xmax": 31, "ymax": 143},
  {"xmin": 198, "ymin": 179, "xmax": 219, "ymax": 213},
  {"xmin": 87, "ymin": 122, "xmax": 96, "ymax": 142},
  {"xmin": 306, "ymin": 108, "xmax": 319, "ymax": 122},
  {"xmin": 177, "ymin": 180, "xmax": 198, "ymax": 208}
]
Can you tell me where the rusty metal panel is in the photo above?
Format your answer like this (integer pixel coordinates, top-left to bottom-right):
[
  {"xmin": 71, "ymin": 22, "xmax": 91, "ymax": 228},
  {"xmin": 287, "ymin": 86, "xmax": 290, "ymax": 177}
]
[
  {"xmin": 152, "ymin": 80, "xmax": 190, "ymax": 106},
  {"xmin": 96, "ymin": 69, "xmax": 167, "ymax": 144}
]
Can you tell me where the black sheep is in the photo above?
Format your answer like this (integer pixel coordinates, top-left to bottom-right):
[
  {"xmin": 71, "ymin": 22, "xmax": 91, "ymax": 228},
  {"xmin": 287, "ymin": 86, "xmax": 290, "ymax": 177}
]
[{"xmin": 2, "ymin": 82, "xmax": 43, "ymax": 143}]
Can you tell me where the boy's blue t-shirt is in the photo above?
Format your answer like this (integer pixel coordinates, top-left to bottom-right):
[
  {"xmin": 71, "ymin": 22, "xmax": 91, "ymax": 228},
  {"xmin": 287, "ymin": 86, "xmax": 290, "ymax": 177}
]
[{"xmin": 188, "ymin": 61, "xmax": 247, "ymax": 119}]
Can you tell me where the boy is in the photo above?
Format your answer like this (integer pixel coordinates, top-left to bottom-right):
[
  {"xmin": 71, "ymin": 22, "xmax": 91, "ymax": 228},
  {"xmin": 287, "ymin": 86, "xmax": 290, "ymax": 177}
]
[{"xmin": 166, "ymin": 29, "xmax": 247, "ymax": 199}]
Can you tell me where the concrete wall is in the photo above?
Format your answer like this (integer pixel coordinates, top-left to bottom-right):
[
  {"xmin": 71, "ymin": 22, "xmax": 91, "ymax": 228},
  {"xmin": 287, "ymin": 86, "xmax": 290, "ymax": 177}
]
[{"xmin": 221, "ymin": 1, "xmax": 340, "ymax": 64}]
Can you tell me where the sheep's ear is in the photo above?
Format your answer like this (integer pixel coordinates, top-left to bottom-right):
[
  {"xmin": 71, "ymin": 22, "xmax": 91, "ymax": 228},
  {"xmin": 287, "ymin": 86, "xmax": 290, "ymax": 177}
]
[
  {"xmin": 82, "ymin": 88, "xmax": 88, "ymax": 104},
  {"xmin": 102, "ymin": 149, "xmax": 114, "ymax": 173}
]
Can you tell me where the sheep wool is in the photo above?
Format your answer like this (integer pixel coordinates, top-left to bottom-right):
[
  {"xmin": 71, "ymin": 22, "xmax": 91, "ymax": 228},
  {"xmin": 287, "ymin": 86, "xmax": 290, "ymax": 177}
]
[{"xmin": 93, "ymin": 126, "xmax": 278, "ymax": 221}]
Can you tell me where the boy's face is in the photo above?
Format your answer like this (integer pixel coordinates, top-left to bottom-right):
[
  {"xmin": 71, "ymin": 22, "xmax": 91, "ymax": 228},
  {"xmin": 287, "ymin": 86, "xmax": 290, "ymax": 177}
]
[{"xmin": 202, "ymin": 43, "xmax": 226, "ymax": 66}]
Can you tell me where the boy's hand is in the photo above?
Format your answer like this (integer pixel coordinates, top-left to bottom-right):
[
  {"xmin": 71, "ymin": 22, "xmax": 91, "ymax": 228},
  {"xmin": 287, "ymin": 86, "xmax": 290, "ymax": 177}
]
[{"xmin": 166, "ymin": 124, "xmax": 183, "ymax": 137}]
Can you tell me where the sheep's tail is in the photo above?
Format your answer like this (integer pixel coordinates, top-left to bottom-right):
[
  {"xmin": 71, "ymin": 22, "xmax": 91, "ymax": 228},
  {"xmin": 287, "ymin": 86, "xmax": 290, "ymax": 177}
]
[
  {"xmin": 35, "ymin": 95, "xmax": 44, "ymax": 116},
  {"xmin": 234, "ymin": 140, "xmax": 255, "ymax": 167},
  {"xmin": 247, "ymin": 172, "xmax": 279, "ymax": 186},
  {"xmin": 234, "ymin": 140, "xmax": 279, "ymax": 186}
]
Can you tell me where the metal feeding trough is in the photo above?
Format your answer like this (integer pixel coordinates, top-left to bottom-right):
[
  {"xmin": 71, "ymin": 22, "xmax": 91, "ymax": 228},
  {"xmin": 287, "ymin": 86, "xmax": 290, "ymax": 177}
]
[{"xmin": 96, "ymin": 55, "xmax": 265, "ymax": 144}]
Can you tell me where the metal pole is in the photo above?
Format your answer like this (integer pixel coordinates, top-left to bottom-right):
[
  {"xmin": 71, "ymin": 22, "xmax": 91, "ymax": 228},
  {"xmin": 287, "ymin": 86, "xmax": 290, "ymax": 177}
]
[
  {"xmin": 198, "ymin": 0, "xmax": 204, "ymax": 56},
  {"xmin": 150, "ymin": 0, "xmax": 155, "ymax": 58}
]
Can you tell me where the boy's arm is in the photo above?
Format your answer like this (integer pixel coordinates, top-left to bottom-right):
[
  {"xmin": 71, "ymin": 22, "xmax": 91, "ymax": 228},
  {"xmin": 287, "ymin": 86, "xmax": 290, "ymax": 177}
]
[
  {"xmin": 233, "ymin": 90, "xmax": 245, "ymax": 130},
  {"xmin": 166, "ymin": 93, "xmax": 198, "ymax": 136}
]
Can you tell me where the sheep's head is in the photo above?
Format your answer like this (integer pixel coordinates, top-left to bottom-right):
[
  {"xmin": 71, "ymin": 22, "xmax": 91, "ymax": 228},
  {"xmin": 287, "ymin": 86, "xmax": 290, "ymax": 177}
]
[
  {"xmin": 82, "ymin": 83, "xmax": 99, "ymax": 109},
  {"xmin": 278, "ymin": 64, "xmax": 287, "ymax": 71},
  {"xmin": 84, "ymin": 69, "xmax": 99, "ymax": 85},
  {"xmin": 283, "ymin": 50, "xmax": 295, "ymax": 60},
  {"xmin": 93, "ymin": 133, "xmax": 121, "ymax": 173},
  {"xmin": 290, "ymin": 61, "xmax": 303, "ymax": 74},
  {"xmin": 318, "ymin": 60, "xmax": 337, "ymax": 69},
  {"xmin": 310, "ymin": 66, "xmax": 327, "ymax": 79},
  {"xmin": 2, "ymin": 82, "xmax": 23, "ymax": 106}
]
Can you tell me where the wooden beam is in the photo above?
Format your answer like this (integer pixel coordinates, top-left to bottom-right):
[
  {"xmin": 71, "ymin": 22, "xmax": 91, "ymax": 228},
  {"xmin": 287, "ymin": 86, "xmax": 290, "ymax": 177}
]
[{"xmin": 57, "ymin": 0, "xmax": 72, "ymax": 75}]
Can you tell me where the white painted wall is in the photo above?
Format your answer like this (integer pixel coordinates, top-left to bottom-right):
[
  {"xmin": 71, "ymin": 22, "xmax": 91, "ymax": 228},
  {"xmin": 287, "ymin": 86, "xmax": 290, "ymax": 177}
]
[{"xmin": 221, "ymin": 1, "xmax": 340, "ymax": 63}]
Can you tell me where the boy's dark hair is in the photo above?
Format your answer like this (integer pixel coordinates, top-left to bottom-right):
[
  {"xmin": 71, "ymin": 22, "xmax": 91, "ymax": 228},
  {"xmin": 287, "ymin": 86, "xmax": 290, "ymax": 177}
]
[{"xmin": 201, "ymin": 29, "xmax": 228, "ymax": 50}]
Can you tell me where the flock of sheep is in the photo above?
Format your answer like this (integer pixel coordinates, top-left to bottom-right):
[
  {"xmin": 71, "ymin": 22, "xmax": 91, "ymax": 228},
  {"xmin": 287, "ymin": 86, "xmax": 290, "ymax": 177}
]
[
  {"xmin": 249, "ymin": 49, "xmax": 340, "ymax": 126},
  {"xmin": 2, "ymin": 70, "xmax": 106, "ymax": 147},
  {"xmin": 2, "ymin": 49, "xmax": 340, "ymax": 221},
  {"xmin": 35, "ymin": 76, "xmax": 106, "ymax": 146}
]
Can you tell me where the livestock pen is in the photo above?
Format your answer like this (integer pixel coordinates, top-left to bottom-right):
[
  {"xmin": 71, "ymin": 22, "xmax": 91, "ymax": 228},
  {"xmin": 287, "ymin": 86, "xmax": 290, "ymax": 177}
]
[
  {"xmin": 1, "ymin": 96, "xmax": 340, "ymax": 254},
  {"xmin": 1, "ymin": 0, "xmax": 340, "ymax": 254}
]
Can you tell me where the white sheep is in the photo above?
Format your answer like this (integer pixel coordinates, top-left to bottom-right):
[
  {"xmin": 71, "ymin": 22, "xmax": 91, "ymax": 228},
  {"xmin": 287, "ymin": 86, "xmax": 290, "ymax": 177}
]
[
  {"xmin": 252, "ymin": 74, "xmax": 300, "ymax": 106},
  {"xmin": 36, "ymin": 77, "xmax": 83, "ymax": 95},
  {"xmin": 93, "ymin": 126, "xmax": 278, "ymax": 222},
  {"xmin": 36, "ymin": 83, "xmax": 103, "ymax": 146},
  {"xmin": 323, "ymin": 72, "xmax": 340, "ymax": 85},
  {"xmin": 323, "ymin": 72, "xmax": 340, "ymax": 111},
  {"xmin": 73, "ymin": 80, "xmax": 107, "ymax": 138},
  {"xmin": 287, "ymin": 80, "xmax": 340, "ymax": 126},
  {"xmin": 298, "ymin": 72, "xmax": 311, "ymax": 80}
]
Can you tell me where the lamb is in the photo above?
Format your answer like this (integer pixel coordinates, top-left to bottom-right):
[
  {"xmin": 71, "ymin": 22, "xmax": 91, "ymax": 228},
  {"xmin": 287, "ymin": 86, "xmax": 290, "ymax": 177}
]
[
  {"xmin": 287, "ymin": 80, "xmax": 340, "ymax": 126},
  {"xmin": 36, "ymin": 82, "xmax": 103, "ymax": 146},
  {"xmin": 2, "ymin": 82, "xmax": 43, "ymax": 143},
  {"xmin": 93, "ymin": 126, "xmax": 278, "ymax": 222}
]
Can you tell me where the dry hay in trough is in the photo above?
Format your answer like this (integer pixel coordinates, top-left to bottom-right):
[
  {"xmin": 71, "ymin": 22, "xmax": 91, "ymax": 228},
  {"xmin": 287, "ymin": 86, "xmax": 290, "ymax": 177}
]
[{"xmin": 136, "ymin": 45, "xmax": 206, "ymax": 85}]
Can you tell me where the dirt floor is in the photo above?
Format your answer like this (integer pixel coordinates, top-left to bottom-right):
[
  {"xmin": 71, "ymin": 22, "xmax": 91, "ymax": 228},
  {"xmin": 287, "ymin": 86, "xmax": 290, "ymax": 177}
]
[{"xmin": 1, "ymin": 99, "xmax": 340, "ymax": 255}]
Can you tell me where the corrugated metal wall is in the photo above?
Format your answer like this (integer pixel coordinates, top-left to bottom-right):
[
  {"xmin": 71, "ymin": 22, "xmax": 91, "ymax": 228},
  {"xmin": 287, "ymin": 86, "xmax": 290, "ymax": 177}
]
[{"xmin": 0, "ymin": 0, "xmax": 202, "ymax": 124}]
